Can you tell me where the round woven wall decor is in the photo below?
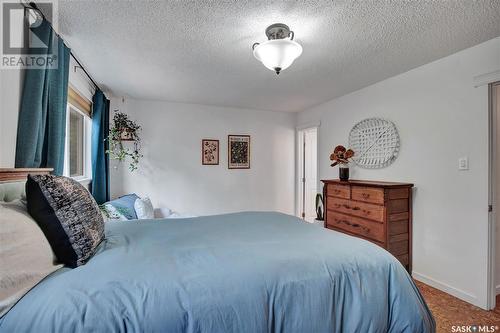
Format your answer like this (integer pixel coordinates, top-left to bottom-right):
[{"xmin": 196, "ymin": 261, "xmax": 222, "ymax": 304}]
[{"xmin": 348, "ymin": 118, "xmax": 400, "ymax": 169}]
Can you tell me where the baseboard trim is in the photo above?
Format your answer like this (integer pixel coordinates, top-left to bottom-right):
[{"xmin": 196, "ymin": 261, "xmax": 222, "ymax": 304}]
[{"xmin": 412, "ymin": 271, "xmax": 480, "ymax": 307}]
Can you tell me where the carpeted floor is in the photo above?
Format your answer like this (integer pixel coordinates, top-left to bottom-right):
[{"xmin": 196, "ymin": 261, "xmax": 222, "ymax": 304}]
[{"xmin": 415, "ymin": 281, "xmax": 500, "ymax": 332}]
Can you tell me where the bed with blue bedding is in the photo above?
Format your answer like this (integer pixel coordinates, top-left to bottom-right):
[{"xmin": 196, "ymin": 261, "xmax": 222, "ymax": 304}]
[{"xmin": 0, "ymin": 212, "xmax": 435, "ymax": 332}]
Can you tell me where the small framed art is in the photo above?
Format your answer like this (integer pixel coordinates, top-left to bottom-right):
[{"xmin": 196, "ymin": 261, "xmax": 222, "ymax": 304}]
[
  {"xmin": 202, "ymin": 139, "xmax": 219, "ymax": 165},
  {"xmin": 228, "ymin": 135, "xmax": 250, "ymax": 169}
]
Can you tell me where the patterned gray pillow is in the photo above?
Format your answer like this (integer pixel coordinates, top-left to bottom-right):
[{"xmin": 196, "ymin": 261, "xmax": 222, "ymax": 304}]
[{"xmin": 26, "ymin": 175, "xmax": 104, "ymax": 268}]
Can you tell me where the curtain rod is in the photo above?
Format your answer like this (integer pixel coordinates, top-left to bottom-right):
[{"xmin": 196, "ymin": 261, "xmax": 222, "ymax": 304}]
[
  {"xmin": 70, "ymin": 53, "xmax": 100, "ymax": 92},
  {"xmin": 23, "ymin": 2, "xmax": 102, "ymax": 93}
]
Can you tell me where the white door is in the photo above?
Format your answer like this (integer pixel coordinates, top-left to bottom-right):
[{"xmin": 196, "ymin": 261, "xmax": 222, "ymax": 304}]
[{"xmin": 297, "ymin": 127, "xmax": 318, "ymax": 222}]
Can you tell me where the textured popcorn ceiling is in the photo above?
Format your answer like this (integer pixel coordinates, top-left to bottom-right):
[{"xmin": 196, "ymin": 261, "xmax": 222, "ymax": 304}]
[{"xmin": 58, "ymin": 0, "xmax": 500, "ymax": 112}]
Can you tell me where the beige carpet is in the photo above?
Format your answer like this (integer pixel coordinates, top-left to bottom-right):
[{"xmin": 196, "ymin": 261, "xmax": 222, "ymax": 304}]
[{"xmin": 415, "ymin": 281, "xmax": 500, "ymax": 332}]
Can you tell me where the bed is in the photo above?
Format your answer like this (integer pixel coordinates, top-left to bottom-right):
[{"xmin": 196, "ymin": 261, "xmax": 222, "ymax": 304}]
[{"xmin": 0, "ymin": 169, "xmax": 435, "ymax": 332}]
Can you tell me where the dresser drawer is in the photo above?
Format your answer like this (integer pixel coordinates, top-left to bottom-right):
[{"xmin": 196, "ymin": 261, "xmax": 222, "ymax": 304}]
[
  {"xmin": 389, "ymin": 240, "xmax": 409, "ymax": 256},
  {"xmin": 351, "ymin": 186, "xmax": 385, "ymax": 205},
  {"xmin": 326, "ymin": 184, "xmax": 350, "ymax": 199},
  {"xmin": 326, "ymin": 225, "xmax": 385, "ymax": 248},
  {"xmin": 326, "ymin": 210, "xmax": 385, "ymax": 243},
  {"xmin": 327, "ymin": 198, "xmax": 385, "ymax": 223}
]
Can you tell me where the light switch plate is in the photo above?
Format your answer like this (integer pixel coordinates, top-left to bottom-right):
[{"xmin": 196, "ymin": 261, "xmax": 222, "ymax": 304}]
[{"xmin": 458, "ymin": 157, "xmax": 469, "ymax": 170}]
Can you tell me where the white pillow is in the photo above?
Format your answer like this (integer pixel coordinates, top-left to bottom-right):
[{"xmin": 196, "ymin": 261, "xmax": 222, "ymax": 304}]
[
  {"xmin": 0, "ymin": 200, "xmax": 63, "ymax": 317},
  {"xmin": 154, "ymin": 207, "xmax": 173, "ymax": 218},
  {"xmin": 134, "ymin": 197, "xmax": 154, "ymax": 219}
]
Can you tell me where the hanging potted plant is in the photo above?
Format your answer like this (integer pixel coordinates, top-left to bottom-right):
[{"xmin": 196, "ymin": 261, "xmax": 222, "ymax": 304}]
[
  {"xmin": 330, "ymin": 145, "xmax": 355, "ymax": 181},
  {"xmin": 106, "ymin": 110, "xmax": 143, "ymax": 171}
]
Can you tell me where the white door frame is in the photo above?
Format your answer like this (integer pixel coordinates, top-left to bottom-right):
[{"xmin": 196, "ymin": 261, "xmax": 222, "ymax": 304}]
[
  {"xmin": 296, "ymin": 125, "xmax": 319, "ymax": 220},
  {"xmin": 488, "ymin": 82, "xmax": 500, "ymax": 309},
  {"xmin": 473, "ymin": 67, "xmax": 500, "ymax": 310}
]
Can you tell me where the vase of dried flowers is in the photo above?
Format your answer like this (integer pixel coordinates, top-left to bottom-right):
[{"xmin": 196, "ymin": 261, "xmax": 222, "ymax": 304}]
[{"xmin": 330, "ymin": 145, "xmax": 355, "ymax": 181}]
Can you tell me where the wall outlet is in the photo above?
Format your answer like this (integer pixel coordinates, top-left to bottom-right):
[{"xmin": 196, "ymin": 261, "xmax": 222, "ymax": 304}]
[{"xmin": 458, "ymin": 157, "xmax": 469, "ymax": 170}]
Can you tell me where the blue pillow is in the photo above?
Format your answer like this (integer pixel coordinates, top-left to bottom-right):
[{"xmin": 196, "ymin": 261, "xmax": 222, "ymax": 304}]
[{"xmin": 105, "ymin": 194, "xmax": 139, "ymax": 220}]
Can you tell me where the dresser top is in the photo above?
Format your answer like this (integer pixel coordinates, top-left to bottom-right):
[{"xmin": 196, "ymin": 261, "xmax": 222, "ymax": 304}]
[{"xmin": 321, "ymin": 179, "xmax": 414, "ymax": 188}]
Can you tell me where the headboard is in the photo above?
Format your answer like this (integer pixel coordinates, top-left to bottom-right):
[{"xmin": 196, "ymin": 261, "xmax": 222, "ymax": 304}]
[{"xmin": 0, "ymin": 168, "xmax": 53, "ymax": 202}]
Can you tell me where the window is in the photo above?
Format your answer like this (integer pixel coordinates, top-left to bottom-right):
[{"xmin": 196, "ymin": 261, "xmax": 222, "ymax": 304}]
[
  {"xmin": 69, "ymin": 107, "xmax": 85, "ymax": 177},
  {"xmin": 64, "ymin": 87, "xmax": 92, "ymax": 182}
]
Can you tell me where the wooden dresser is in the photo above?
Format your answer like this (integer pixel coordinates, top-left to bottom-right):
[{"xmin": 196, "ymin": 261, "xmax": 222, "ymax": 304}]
[{"xmin": 322, "ymin": 179, "xmax": 414, "ymax": 272}]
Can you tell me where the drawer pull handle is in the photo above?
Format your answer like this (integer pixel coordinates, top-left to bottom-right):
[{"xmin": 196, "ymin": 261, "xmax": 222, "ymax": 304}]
[
  {"xmin": 362, "ymin": 193, "xmax": 370, "ymax": 198},
  {"xmin": 335, "ymin": 219, "xmax": 370, "ymax": 233},
  {"xmin": 341, "ymin": 204, "xmax": 360, "ymax": 211}
]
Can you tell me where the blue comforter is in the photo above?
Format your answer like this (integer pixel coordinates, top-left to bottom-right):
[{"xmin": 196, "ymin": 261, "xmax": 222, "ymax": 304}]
[{"xmin": 0, "ymin": 212, "xmax": 434, "ymax": 332}]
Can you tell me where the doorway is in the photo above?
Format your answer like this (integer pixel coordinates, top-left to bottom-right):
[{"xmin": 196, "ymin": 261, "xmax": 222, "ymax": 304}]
[
  {"xmin": 297, "ymin": 127, "xmax": 318, "ymax": 223},
  {"xmin": 492, "ymin": 82, "xmax": 500, "ymax": 308}
]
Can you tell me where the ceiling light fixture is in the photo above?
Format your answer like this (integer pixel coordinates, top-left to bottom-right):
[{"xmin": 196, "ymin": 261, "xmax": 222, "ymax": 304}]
[{"xmin": 252, "ymin": 23, "xmax": 302, "ymax": 75}]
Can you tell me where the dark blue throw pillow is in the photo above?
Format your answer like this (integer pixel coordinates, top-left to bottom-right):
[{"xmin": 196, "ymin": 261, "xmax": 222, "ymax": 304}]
[
  {"xmin": 26, "ymin": 174, "xmax": 104, "ymax": 268},
  {"xmin": 105, "ymin": 194, "xmax": 139, "ymax": 220}
]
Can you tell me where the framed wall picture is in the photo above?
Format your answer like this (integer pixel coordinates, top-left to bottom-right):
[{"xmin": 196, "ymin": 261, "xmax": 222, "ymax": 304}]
[
  {"xmin": 202, "ymin": 139, "xmax": 219, "ymax": 165},
  {"xmin": 228, "ymin": 135, "xmax": 250, "ymax": 169}
]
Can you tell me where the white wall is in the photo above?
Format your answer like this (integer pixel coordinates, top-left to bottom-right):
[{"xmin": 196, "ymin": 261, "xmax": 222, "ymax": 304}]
[
  {"xmin": 297, "ymin": 37, "xmax": 500, "ymax": 309},
  {"xmin": 109, "ymin": 98, "xmax": 296, "ymax": 216}
]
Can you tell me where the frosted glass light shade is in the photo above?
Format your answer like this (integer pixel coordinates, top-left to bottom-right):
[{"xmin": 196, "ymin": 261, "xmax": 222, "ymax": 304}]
[{"xmin": 253, "ymin": 39, "xmax": 302, "ymax": 74}]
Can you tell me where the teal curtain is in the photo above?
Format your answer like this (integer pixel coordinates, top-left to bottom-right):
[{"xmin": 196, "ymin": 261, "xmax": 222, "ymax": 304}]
[
  {"xmin": 91, "ymin": 90, "xmax": 110, "ymax": 204},
  {"xmin": 15, "ymin": 19, "xmax": 70, "ymax": 175}
]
